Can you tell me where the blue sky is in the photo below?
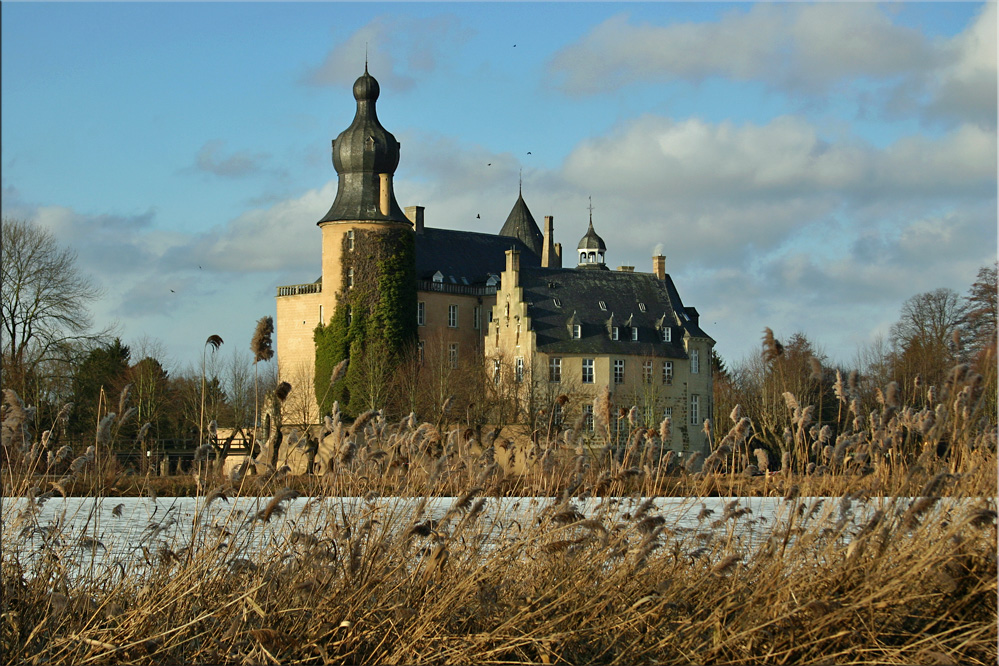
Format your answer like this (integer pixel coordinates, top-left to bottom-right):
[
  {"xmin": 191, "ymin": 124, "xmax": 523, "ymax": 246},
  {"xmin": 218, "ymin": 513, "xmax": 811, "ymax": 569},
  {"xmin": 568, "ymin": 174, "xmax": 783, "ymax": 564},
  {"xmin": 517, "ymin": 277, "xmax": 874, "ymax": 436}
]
[{"xmin": 2, "ymin": 2, "xmax": 996, "ymax": 375}]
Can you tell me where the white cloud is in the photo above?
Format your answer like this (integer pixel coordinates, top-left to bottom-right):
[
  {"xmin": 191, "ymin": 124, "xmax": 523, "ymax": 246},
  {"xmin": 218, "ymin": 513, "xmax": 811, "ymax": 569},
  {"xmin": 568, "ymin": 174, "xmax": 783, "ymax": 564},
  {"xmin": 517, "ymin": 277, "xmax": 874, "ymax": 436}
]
[
  {"xmin": 547, "ymin": 4, "xmax": 994, "ymax": 126},
  {"xmin": 303, "ymin": 15, "xmax": 472, "ymax": 92},
  {"xmin": 193, "ymin": 140, "xmax": 272, "ymax": 178},
  {"xmin": 925, "ymin": 2, "xmax": 997, "ymax": 128}
]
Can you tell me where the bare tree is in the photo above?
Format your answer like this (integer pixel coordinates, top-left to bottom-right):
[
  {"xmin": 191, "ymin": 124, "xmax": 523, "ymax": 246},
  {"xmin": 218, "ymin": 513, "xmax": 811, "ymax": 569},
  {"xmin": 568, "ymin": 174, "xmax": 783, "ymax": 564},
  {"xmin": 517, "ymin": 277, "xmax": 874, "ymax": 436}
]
[
  {"xmin": 1, "ymin": 218, "xmax": 107, "ymax": 395},
  {"xmin": 964, "ymin": 263, "xmax": 997, "ymax": 361},
  {"xmin": 890, "ymin": 288, "xmax": 967, "ymax": 389}
]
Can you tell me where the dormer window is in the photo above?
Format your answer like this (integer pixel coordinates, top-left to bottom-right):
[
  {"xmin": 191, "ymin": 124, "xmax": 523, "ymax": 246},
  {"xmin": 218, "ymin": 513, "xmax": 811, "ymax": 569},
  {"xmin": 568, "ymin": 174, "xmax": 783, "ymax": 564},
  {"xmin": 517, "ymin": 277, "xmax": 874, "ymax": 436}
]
[
  {"xmin": 612, "ymin": 327, "xmax": 619, "ymax": 341},
  {"xmin": 486, "ymin": 274, "xmax": 498, "ymax": 286},
  {"xmin": 662, "ymin": 328, "xmax": 671, "ymax": 343},
  {"xmin": 631, "ymin": 328, "xmax": 639, "ymax": 341},
  {"xmin": 598, "ymin": 301, "xmax": 607, "ymax": 311},
  {"xmin": 573, "ymin": 324, "xmax": 581, "ymax": 339},
  {"xmin": 433, "ymin": 271, "xmax": 444, "ymax": 283}
]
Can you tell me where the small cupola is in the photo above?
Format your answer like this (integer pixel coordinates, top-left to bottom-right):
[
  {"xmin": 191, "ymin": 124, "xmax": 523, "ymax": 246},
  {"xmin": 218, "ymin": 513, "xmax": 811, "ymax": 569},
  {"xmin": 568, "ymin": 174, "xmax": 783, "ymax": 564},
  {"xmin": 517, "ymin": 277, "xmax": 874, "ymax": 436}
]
[{"xmin": 576, "ymin": 197, "xmax": 607, "ymax": 270}]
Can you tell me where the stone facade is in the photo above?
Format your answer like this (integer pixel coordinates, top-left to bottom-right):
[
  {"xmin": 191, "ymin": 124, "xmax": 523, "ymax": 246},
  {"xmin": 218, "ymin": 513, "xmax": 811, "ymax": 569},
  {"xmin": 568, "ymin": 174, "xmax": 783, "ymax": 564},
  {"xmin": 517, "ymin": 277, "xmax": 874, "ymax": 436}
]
[{"xmin": 275, "ymin": 68, "xmax": 714, "ymax": 453}]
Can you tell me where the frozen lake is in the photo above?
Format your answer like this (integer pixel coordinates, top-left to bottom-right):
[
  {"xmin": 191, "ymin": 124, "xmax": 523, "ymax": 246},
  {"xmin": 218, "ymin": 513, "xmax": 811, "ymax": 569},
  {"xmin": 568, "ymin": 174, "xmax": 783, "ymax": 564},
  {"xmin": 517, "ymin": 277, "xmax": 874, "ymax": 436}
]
[{"xmin": 2, "ymin": 493, "xmax": 904, "ymax": 582}]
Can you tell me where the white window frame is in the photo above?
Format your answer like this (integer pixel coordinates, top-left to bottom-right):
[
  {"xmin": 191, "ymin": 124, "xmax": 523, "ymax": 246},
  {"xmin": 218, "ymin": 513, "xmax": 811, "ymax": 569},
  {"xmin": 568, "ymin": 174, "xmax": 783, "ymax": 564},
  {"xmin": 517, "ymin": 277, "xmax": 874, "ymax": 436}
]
[
  {"xmin": 449, "ymin": 342, "xmax": 458, "ymax": 369},
  {"xmin": 347, "ymin": 267, "xmax": 354, "ymax": 289},
  {"xmin": 572, "ymin": 324, "xmax": 581, "ymax": 339},
  {"xmin": 549, "ymin": 357, "xmax": 562, "ymax": 383},
  {"xmin": 631, "ymin": 327, "xmax": 639, "ymax": 341},
  {"xmin": 448, "ymin": 304, "xmax": 458, "ymax": 328},
  {"xmin": 612, "ymin": 327, "xmax": 619, "ymax": 341},
  {"xmin": 346, "ymin": 229, "xmax": 354, "ymax": 251},
  {"xmin": 690, "ymin": 394, "xmax": 699, "ymax": 425},
  {"xmin": 663, "ymin": 361, "xmax": 673, "ymax": 385},
  {"xmin": 583, "ymin": 404, "xmax": 594, "ymax": 432},
  {"xmin": 473, "ymin": 305, "xmax": 481, "ymax": 330},
  {"xmin": 515, "ymin": 357, "xmax": 524, "ymax": 383},
  {"xmin": 691, "ymin": 349, "xmax": 699, "ymax": 374},
  {"xmin": 417, "ymin": 301, "xmax": 425, "ymax": 326},
  {"xmin": 418, "ymin": 340, "xmax": 425, "ymax": 364},
  {"xmin": 662, "ymin": 327, "xmax": 671, "ymax": 343},
  {"xmin": 582, "ymin": 358, "xmax": 594, "ymax": 384},
  {"xmin": 613, "ymin": 359, "xmax": 625, "ymax": 384},
  {"xmin": 642, "ymin": 360, "xmax": 653, "ymax": 384}
]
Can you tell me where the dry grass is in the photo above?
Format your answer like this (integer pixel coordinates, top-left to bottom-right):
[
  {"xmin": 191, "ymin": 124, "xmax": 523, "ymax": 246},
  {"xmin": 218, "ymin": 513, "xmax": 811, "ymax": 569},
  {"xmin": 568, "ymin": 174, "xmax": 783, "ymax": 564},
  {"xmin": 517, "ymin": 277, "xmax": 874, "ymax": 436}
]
[{"xmin": 1, "ymin": 366, "xmax": 996, "ymax": 665}]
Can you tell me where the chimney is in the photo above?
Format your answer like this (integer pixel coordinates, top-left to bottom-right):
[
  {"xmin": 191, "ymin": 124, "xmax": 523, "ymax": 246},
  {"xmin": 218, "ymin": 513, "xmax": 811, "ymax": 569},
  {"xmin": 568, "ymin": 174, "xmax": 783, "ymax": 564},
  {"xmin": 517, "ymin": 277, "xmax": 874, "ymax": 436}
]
[
  {"xmin": 405, "ymin": 205, "xmax": 425, "ymax": 234},
  {"xmin": 616, "ymin": 266, "xmax": 635, "ymax": 272},
  {"xmin": 652, "ymin": 254, "xmax": 666, "ymax": 280},
  {"xmin": 505, "ymin": 249, "xmax": 520, "ymax": 287},
  {"xmin": 541, "ymin": 215, "xmax": 561, "ymax": 268}
]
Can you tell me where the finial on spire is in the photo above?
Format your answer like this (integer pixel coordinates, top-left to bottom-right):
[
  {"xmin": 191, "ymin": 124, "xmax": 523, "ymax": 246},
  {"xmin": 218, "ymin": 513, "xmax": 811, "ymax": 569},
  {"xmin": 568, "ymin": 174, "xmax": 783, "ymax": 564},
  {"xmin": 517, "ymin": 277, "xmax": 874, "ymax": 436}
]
[
  {"xmin": 588, "ymin": 196, "xmax": 594, "ymax": 225},
  {"xmin": 365, "ymin": 43, "xmax": 369, "ymax": 72},
  {"xmin": 519, "ymin": 168, "xmax": 523, "ymax": 193}
]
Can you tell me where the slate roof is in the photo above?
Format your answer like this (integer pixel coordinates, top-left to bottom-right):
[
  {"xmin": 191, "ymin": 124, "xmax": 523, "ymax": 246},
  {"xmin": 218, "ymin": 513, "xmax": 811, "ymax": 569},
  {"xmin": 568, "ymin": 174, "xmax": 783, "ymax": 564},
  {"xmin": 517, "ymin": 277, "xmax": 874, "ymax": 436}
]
[
  {"xmin": 414, "ymin": 227, "xmax": 541, "ymax": 284},
  {"xmin": 498, "ymin": 190, "xmax": 544, "ymax": 257},
  {"xmin": 319, "ymin": 68, "xmax": 411, "ymax": 225},
  {"xmin": 514, "ymin": 267, "xmax": 713, "ymax": 356}
]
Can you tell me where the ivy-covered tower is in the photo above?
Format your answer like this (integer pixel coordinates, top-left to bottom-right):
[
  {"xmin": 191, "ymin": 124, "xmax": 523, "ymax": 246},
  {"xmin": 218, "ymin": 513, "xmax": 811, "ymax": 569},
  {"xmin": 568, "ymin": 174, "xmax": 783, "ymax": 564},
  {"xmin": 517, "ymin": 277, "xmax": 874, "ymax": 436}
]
[{"xmin": 313, "ymin": 66, "xmax": 417, "ymax": 416}]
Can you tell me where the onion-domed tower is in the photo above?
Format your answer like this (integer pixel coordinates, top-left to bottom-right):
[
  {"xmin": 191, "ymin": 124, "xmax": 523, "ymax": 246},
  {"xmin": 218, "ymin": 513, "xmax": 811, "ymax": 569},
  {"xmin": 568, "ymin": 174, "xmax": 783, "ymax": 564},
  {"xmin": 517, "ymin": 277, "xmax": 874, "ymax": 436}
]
[{"xmin": 314, "ymin": 66, "xmax": 417, "ymax": 417}]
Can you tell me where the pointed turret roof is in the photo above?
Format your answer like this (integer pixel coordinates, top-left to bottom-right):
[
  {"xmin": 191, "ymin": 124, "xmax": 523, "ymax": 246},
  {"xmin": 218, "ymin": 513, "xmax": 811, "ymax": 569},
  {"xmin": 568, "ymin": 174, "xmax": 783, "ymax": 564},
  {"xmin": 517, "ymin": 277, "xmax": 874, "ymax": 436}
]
[{"xmin": 498, "ymin": 186, "xmax": 544, "ymax": 257}]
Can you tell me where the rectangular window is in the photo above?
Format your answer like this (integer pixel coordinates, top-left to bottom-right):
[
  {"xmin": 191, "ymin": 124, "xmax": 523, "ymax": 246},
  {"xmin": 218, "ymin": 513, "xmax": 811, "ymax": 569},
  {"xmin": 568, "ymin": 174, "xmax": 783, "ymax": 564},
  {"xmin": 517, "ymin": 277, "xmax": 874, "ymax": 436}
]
[
  {"xmin": 691, "ymin": 349, "xmax": 700, "ymax": 374},
  {"xmin": 549, "ymin": 357, "xmax": 562, "ymax": 383},
  {"xmin": 473, "ymin": 306, "xmax": 481, "ymax": 330},
  {"xmin": 493, "ymin": 359, "xmax": 501, "ymax": 384},
  {"xmin": 663, "ymin": 361, "xmax": 673, "ymax": 385},
  {"xmin": 572, "ymin": 324, "xmax": 581, "ymax": 339},
  {"xmin": 690, "ymin": 394, "xmax": 700, "ymax": 426},
  {"xmin": 582, "ymin": 358, "xmax": 594, "ymax": 384},
  {"xmin": 662, "ymin": 328, "xmax": 671, "ymax": 343},
  {"xmin": 346, "ymin": 230, "xmax": 354, "ymax": 251},
  {"xmin": 553, "ymin": 401, "xmax": 564, "ymax": 427},
  {"xmin": 612, "ymin": 327, "xmax": 619, "ymax": 341},
  {"xmin": 448, "ymin": 304, "xmax": 458, "ymax": 328},
  {"xmin": 515, "ymin": 357, "xmax": 524, "ymax": 383},
  {"xmin": 417, "ymin": 301, "xmax": 425, "ymax": 326},
  {"xmin": 614, "ymin": 359, "xmax": 625, "ymax": 384},
  {"xmin": 319, "ymin": 304, "xmax": 324, "ymax": 324},
  {"xmin": 347, "ymin": 267, "xmax": 354, "ymax": 288},
  {"xmin": 583, "ymin": 404, "xmax": 594, "ymax": 432},
  {"xmin": 449, "ymin": 343, "xmax": 458, "ymax": 369},
  {"xmin": 642, "ymin": 360, "xmax": 653, "ymax": 384},
  {"xmin": 664, "ymin": 406, "xmax": 672, "ymax": 419},
  {"xmin": 631, "ymin": 328, "xmax": 639, "ymax": 341},
  {"xmin": 418, "ymin": 340, "xmax": 425, "ymax": 364}
]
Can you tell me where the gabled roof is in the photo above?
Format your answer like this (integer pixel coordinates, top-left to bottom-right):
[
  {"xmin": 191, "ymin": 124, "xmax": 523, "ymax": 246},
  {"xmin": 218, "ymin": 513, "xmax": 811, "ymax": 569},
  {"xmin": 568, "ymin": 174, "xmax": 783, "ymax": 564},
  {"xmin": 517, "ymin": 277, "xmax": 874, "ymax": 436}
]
[
  {"xmin": 498, "ymin": 190, "xmax": 544, "ymax": 257},
  {"xmin": 414, "ymin": 227, "xmax": 541, "ymax": 284},
  {"xmin": 514, "ymin": 267, "xmax": 713, "ymax": 355}
]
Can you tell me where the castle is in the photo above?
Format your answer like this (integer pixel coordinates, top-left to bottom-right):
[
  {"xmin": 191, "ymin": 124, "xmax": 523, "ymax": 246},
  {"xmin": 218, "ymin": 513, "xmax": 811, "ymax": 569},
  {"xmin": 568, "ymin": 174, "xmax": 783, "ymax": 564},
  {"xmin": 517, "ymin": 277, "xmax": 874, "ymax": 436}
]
[{"xmin": 276, "ymin": 67, "xmax": 714, "ymax": 453}]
